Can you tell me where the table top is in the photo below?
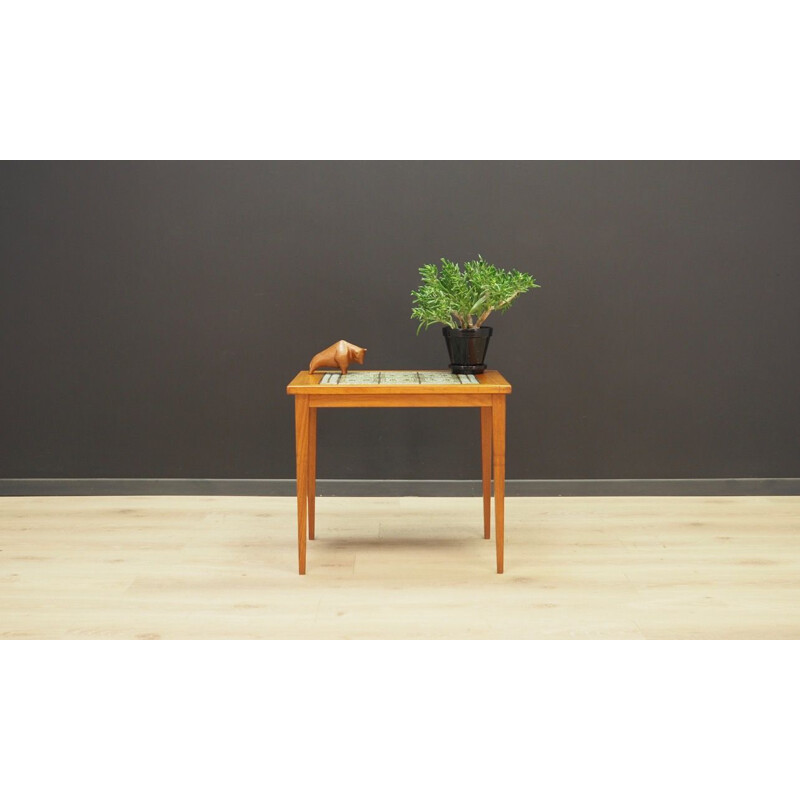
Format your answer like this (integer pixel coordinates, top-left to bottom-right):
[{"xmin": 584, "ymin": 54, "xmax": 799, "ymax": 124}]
[{"xmin": 287, "ymin": 369, "xmax": 511, "ymax": 395}]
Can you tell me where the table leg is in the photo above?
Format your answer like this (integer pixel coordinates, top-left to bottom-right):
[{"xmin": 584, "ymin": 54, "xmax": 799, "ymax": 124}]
[
  {"xmin": 492, "ymin": 395, "xmax": 506, "ymax": 574},
  {"xmin": 295, "ymin": 395, "xmax": 309, "ymax": 574},
  {"xmin": 480, "ymin": 406, "xmax": 492, "ymax": 539},
  {"xmin": 308, "ymin": 407, "xmax": 317, "ymax": 540}
]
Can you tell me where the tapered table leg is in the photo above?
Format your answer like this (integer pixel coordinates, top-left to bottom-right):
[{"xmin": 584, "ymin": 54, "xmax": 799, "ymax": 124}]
[
  {"xmin": 480, "ymin": 406, "xmax": 492, "ymax": 539},
  {"xmin": 308, "ymin": 407, "xmax": 317, "ymax": 540},
  {"xmin": 295, "ymin": 395, "xmax": 309, "ymax": 574},
  {"xmin": 492, "ymin": 395, "xmax": 506, "ymax": 574}
]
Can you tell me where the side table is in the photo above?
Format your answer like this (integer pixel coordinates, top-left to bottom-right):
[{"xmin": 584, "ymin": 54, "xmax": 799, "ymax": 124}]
[{"xmin": 286, "ymin": 370, "xmax": 512, "ymax": 574}]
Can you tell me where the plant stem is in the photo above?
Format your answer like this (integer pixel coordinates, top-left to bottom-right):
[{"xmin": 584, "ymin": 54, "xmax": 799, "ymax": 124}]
[{"xmin": 476, "ymin": 308, "xmax": 493, "ymax": 327}]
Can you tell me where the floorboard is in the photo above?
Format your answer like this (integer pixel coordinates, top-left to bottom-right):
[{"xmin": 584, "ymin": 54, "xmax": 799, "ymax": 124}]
[{"xmin": 1, "ymin": 496, "xmax": 798, "ymax": 639}]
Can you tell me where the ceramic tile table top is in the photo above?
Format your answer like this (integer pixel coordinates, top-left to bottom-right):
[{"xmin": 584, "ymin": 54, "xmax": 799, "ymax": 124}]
[
  {"xmin": 287, "ymin": 369, "xmax": 512, "ymax": 575},
  {"xmin": 320, "ymin": 370, "xmax": 479, "ymax": 385}
]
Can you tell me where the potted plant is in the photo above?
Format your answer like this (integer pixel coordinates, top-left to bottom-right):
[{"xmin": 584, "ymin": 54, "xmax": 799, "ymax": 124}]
[{"xmin": 410, "ymin": 256, "xmax": 540, "ymax": 373}]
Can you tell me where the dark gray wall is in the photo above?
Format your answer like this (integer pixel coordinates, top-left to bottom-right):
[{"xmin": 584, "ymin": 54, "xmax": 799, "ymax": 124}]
[{"xmin": 1, "ymin": 162, "xmax": 799, "ymax": 481}]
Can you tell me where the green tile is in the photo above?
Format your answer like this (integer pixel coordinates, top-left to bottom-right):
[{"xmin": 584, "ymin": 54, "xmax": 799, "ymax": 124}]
[
  {"xmin": 338, "ymin": 371, "xmax": 382, "ymax": 385},
  {"xmin": 378, "ymin": 372, "xmax": 421, "ymax": 384},
  {"xmin": 418, "ymin": 371, "xmax": 462, "ymax": 385}
]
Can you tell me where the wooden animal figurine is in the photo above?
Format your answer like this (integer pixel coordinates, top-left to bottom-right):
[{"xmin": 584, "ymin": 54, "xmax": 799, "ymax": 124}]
[{"xmin": 309, "ymin": 340, "xmax": 367, "ymax": 375}]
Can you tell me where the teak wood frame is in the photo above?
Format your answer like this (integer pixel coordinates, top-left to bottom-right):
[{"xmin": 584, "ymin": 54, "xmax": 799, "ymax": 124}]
[{"xmin": 287, "ymin": 370, "xmax": 511, "ymax": 575}]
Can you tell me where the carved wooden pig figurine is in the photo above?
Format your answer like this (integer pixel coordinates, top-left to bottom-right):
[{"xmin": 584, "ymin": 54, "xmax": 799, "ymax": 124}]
[{"xmin": 309, "ymin": 340, "xmax": 367, "ymax": 375}]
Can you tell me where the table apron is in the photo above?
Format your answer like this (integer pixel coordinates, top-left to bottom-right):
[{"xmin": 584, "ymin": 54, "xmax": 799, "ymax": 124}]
[{"xmin": 307, "ymin": 394, "xmax": 496, "ymax": 408}]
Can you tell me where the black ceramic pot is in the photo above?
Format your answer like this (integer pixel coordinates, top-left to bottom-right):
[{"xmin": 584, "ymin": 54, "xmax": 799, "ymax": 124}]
[{"xmin": 442, "ymin": 326, "xmax": 493, "ymax": 374}]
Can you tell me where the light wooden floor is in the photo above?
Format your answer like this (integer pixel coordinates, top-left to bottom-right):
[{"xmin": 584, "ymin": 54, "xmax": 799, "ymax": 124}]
[{"xmin": 1, "ymin": 495, "xmax": 798, "ymax": 639}]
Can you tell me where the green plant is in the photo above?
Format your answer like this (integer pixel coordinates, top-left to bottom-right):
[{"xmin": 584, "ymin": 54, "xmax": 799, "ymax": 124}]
[{"xmin": 410, "ymin": 256, "xmax": 540, "ymax": 333}]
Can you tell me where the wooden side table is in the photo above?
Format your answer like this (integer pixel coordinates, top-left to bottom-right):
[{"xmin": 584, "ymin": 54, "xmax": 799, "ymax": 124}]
[{"xmin": 286, "ymin": 370, "xmax": 512, "ymax": 574}]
